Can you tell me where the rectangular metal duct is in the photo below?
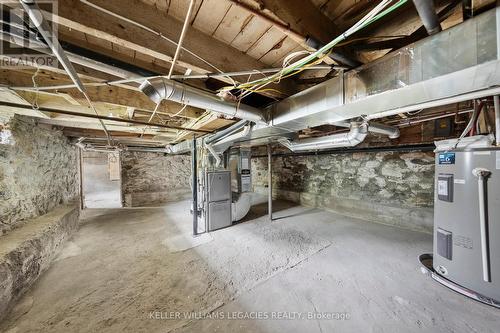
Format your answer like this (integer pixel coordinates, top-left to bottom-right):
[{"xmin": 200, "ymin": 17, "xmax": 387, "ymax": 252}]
[{"xmin": 263, "ymin": 7, "xmax": 500, "ymax": 135}]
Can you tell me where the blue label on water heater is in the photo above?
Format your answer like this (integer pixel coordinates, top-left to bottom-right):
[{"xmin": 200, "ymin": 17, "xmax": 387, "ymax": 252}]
[{"xmin": 439, "ymin": 152, "xmax": 455, "ymax": 165}]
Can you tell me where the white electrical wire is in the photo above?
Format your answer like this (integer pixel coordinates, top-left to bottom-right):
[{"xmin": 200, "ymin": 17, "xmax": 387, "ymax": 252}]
[
  {"xmin": 79, "ymin": 0, "xmax": 236, "ymax": 86},
  {"xmin": 82, "ymin": 92, "xmax": 113, "ymax": 146}
]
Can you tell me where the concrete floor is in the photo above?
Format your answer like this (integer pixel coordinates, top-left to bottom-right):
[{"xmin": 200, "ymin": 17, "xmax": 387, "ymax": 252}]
[{"xmin": 1, "ymin": 200, "xmax": 499, "ymax": 333}]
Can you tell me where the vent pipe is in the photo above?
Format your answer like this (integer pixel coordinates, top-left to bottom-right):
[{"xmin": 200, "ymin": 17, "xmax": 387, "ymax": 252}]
[
  {"xmin": 412, "ymin": 0, "xmax": 442, "ymax": 35},
  {"xmin": 280, "ymin": 122, "xmax": 368, "ymax": 152},
  {"xmin": 332, "ymin": 121, "xmax": 400, "ymax": 139},
  {"xmin": 140, "ymin": 79, "xmax": 266, "ymax": 123}
]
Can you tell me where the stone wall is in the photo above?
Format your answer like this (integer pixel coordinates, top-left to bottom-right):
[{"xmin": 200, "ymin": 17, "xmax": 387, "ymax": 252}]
[
  {"xmin": 0, "ymin": 116, "xmax": 79, "ymax": 234},
  {"xmin": 252, "ymin": 150, "xmax": 435, "ymax": 233},
  {"xmin": 121, "ymin": 152, "xmax": 191, "ymax": 207}
]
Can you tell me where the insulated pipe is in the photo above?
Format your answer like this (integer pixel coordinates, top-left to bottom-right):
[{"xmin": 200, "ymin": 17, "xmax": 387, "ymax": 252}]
[
  {"xmin": 412, "ymin": 0, "xmax": 442, "ymax": 35},
  {"xmin": 140, "ymin": 79, "xmax": 266, "ymax": 123},
  {"xmin": 280, "ymin": 122, "xmax": 368, "ymax": 152},
  {"xmin": 494, "ymin": 95, "xmax": 500, "ymax": 146}
]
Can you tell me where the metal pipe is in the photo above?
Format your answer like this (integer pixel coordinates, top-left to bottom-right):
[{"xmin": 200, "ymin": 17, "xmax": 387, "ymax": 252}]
[
  {"xmin": 19, "ymin": 0, "xmax": 85, "ymax": 92},
  {"xmin": 412, "ymin": 0, "xmax": 442, "ymax": 35},
  {"xmin": 280, "ymin": 122, "xmax": 368, "ymax": 152},
  {"xmin": 368, "ymin": 122, "xmax": 401, "ymax": 139},
  {"xmin": 268, "ymin": 144, "xmax": 273, "ymax": 222},
  {"xmin": 205, "ymin": 120, "xmax": 249, "ymax": 144},
  {"xmin": 5, "ymin": 66, "xmax": 335, "ymax": 91},
  {"xmin": 192, "ymin": 136, "xmax": 198, "ymax": 236},
  {"xmin": 212, "ymin": 125, "xmax": 251, "ymax": 147},
  {"xmin": 19, "ymin": 0, "xmax": 113, "ymax": 145},
  {"xmin": 140, "ymin": 79, "xmax": 266, "ymax": 123},
  {"xmin": 0, "ymin": 100, "xmax": 212, "ymax": 133},
  {"xmin": 472, "ymin": 167, "xmax": 492, "ymax": 282},
  {"xmin": 167, "ymin": 0, "xmax": 194, "ymax": 79},
  {"xmin": 332, "ymin": 121, "xmax": 400, "ymax": 139},
  {"xmin": 205, "ymin": 143, "xmax": 222, "ymax": 167},
  {"xmin": 494, "ymin": 95, "xmax": 500, "ymax": 145}
]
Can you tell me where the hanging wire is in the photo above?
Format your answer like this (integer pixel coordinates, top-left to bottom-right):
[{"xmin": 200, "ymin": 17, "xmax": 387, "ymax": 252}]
[
  {"xmin": 31, "ymin": 67, "xmax": 41, "ymax": 111},
  {"xmin": 140, "ymin": 101, "xmax": 162, "ymax": 138}
]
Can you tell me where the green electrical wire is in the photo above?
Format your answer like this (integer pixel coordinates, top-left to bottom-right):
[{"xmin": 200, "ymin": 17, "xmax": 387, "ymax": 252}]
[{"xmin": 226, "ymin": 0, "xmax": 408, "ymax": 93}]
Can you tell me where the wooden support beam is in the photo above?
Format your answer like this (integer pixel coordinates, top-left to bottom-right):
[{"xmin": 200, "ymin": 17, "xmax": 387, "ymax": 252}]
[
  {"xmin": 0, "ymin": 69, "xmax": 203, "ymax": 119},
  {"xmin": 257, "ymin": 0, "xmax": 360, "ymax": 66},
  {"xmin": 50, "ymin": 0, "xmax": 295, "ymax": 97}
]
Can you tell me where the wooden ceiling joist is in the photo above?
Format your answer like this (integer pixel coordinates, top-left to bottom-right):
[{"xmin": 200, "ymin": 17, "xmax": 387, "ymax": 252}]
[{"xmin": 49, "ymin": 0, "xmax": 296, "ymax": 97}]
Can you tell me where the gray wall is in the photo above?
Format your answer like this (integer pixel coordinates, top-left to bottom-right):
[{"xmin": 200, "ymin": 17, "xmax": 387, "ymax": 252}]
[
  {"xmin": 252, "ymin": 150, "xmax": 435, "ymax": 233},
  {"xmin": 121, "ymin": 151, "xmax": 191, "ymax": 207},
  {"xmin": 0, "ymin": 116, "xmax": 79, "ymax": 234}
]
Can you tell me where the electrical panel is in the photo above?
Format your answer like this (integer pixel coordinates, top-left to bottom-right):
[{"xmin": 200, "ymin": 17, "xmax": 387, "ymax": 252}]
[
  {"xmin": 228, "ymin": 148, "xmax": 252, "ymax": 193},
  {"xmin": 437, "ymin": 173, "xmax": 454, "ymax": 202},
  {"xmin": 437, "ymin": 228, "xmax": 453, "ymax": 260}
]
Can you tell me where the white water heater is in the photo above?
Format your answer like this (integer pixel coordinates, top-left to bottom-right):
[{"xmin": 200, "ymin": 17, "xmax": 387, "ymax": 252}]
[{"xmin": 432, "ymin": 136, "xmax": 500, "ymax": 306}]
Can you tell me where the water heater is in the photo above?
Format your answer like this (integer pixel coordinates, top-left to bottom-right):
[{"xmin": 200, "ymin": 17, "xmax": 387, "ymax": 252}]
[{"xmin": 432, "ymin": 136, "xmax": 500, "ymax": 306}]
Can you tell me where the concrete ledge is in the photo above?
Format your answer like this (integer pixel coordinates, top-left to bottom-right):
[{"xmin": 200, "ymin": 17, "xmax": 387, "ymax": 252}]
[
  {"xmin": 0, "ymin": 203, "xmax": 80, "ymax": 321},
  {"xmin": 124, "ymin": 190, "xmax": 191, "ymax": 207}
]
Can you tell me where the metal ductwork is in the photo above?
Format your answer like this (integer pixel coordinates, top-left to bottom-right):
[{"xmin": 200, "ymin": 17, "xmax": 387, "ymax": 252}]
[
  {"xmin": 412, "ymin": 0, "xmax": 442, "ymax": 35},
  {"xmin": 332, "ymin": 121, "xmax": 400, "ymax": 139},
  {"xmin": 205, "ymin": 120, "xmax": 249, "ymax": 144},
  {"xmin": 158, "ymin": 8, "xmax": 498, "ymax": 155},
  {"xmin": 280, "ymin": 122, "xmax": 368, "ymax": 152},
  {"xmin": 139, "ymin": 79, "xmax": 266, "ymax": 123},
  {"xmin": 368, "ymin": 122, "xmax": 401, "ymax": 139}
]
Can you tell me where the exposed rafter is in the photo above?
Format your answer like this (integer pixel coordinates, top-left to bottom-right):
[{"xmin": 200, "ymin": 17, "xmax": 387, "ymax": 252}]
[{"xmin": 45, "ymin": 0, "xmax": 297, "ymax": 98}]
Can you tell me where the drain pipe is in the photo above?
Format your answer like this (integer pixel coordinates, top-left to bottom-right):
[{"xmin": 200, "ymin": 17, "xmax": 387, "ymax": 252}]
[
  {"xmin": 140, "ymin": 79, "xmax": 266, "ymax": 123},
  {"xmin": 280, "ymin": 122, "xmax": 368, "ymax": 152},
  {"xmin": 412, "ymin": 0, "xmax": 442, "ymax": 35},
  {"xmin": 494, "ymin": 95, "xmax": 500, "ymax": 146}
]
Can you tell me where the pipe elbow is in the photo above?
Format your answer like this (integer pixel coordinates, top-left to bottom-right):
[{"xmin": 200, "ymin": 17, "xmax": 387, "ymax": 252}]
[
  {"xmin": 139, "ymin": 80, "xmax": 166, "ymax": 105},
  {"xmin": 346, "ymin": 122, "xmax": 368, "ymax": 146}
]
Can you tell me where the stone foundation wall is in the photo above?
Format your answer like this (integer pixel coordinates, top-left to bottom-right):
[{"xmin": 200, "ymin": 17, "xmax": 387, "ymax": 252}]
[
  {"xmin": 252, "ymin": 150, "xmax": 435, "ymax": 233},
  {"xmin": 0, "ymin": 116, "xmax": 79, "ymax": 234},
  {"xmin": 121, "ymin": 152, "xmax": 191, "ymax": 207},
  {"xmin": 0, "ymin": 204, "xmax": 80, "ymax": 321}
]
